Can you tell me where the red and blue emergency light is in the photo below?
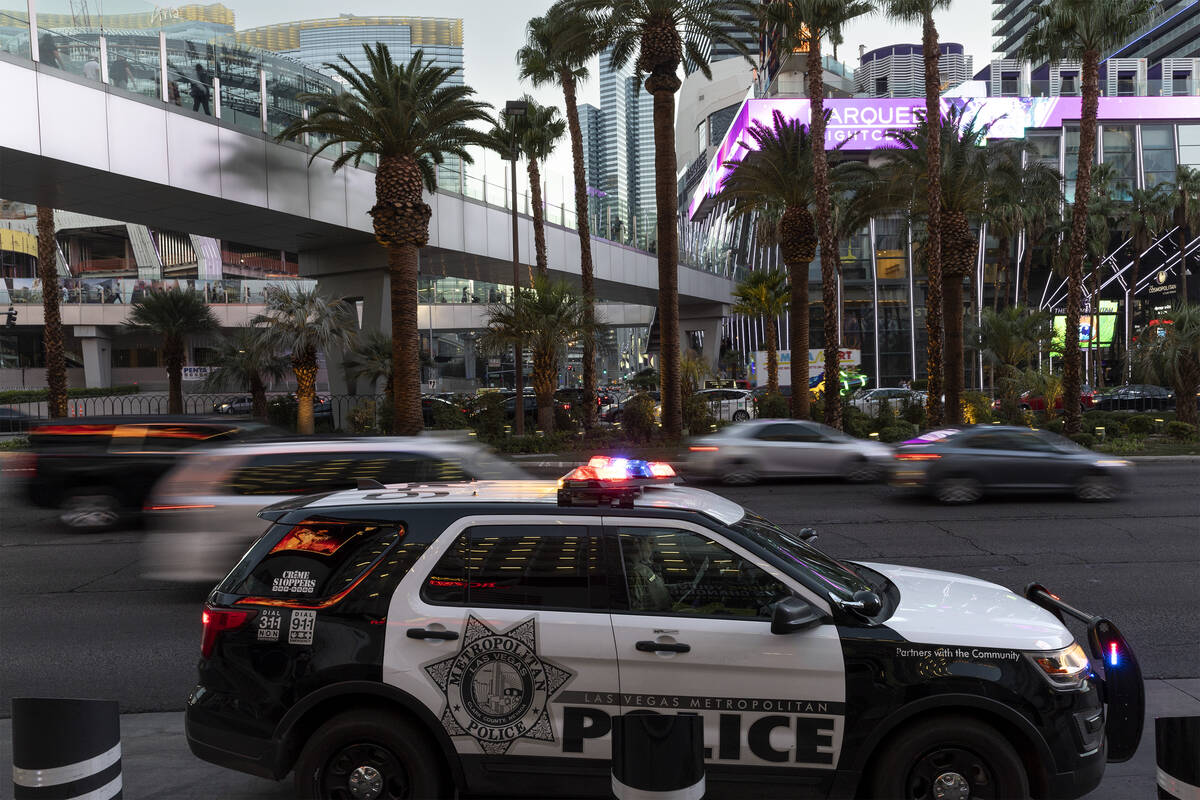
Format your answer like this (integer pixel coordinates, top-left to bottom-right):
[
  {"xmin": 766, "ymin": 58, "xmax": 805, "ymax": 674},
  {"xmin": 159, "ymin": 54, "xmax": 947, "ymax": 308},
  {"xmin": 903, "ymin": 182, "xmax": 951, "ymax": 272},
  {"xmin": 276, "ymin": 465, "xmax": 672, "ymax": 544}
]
[{"xmin": 557, "ymin": 456, "xmax": 677, "ymax": 507}]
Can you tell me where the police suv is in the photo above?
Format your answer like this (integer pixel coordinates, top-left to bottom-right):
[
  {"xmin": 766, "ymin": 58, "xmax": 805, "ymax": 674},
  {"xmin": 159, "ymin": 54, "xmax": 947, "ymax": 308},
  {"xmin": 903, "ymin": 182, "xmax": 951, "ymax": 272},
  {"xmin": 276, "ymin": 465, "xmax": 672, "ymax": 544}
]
[{"xmin": 187, "ymin": 457, "xmax": 1143, "ymax": 800}]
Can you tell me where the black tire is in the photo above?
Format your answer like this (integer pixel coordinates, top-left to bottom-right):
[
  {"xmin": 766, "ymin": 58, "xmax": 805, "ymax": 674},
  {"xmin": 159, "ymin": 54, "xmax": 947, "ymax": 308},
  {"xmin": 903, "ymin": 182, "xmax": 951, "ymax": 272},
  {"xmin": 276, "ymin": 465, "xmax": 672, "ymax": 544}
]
[
  {"xmin": 294, "ymin": 709, "xmax": 448, "ymax": 800},
  {"xmin": 867, "ymin": 714, "xmax": 1030, "ymax": 800},
  {"xmin": 59, "ymin": 488, "xmax": 122, "ymax": 531},
  {"xmin": 843, "ymin": 456, "xmax": 880, "ymax": 483},
  {"xmin": 732, "ymin": 410, "xmax": 750, "ymax": 422},
  {"xmin": 1075, "ymin": 472, "xmax": 1120, "ymax": 502},
  {"xmin": 934, "ymin": 476, "xmax": 982, "ymax": 505},
  {"xmin": 722, "ymin": 460, "xmax": 759, "ymax": 485}
]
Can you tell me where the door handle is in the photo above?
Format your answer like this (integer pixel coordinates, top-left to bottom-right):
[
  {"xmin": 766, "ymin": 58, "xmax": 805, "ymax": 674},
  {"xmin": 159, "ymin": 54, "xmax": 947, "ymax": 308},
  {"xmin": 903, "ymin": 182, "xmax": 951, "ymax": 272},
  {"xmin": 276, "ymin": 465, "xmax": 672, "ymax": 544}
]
[
  {"xmin": 407, "ymin": 628, "xmax": 459, "ymax": 641},
  {"xmin": 635, "ymin": 640, "xmax": 690, "ymax": 653}
]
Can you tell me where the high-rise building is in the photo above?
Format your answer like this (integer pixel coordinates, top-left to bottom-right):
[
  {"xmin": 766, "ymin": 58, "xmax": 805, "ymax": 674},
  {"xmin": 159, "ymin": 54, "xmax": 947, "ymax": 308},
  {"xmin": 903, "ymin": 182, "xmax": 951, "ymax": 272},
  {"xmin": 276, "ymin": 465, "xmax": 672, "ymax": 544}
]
[
  {"xmin": 584, "ymin": 46, "xmax": 656, "ymax": 248},
  {"xmin": 855, "ymin": 43, "xmax": 973, "ymax": 97},
  {"xmin": 685, "ymin": 1, "xmax": 761, "ymax": 74},
  {"xmin": 238, "ymin": 15, "xmax": 464, "ymax": 83}
]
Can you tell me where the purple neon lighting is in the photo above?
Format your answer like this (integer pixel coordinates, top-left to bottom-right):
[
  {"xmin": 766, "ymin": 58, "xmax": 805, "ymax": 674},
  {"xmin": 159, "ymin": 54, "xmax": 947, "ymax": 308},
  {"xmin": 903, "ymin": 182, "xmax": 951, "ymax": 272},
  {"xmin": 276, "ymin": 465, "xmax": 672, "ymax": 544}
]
[{"xmin": 689, "ymin": 95, "xmax": 1200, "ymax": 219}]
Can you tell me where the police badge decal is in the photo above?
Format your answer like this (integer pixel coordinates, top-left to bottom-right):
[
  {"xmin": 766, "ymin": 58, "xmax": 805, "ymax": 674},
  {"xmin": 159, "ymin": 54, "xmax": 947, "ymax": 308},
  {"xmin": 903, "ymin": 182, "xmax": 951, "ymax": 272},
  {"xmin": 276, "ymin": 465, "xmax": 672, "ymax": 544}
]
[{"xmin": 424, "ymin": 616, "xmax": 573, "ymax": 754}]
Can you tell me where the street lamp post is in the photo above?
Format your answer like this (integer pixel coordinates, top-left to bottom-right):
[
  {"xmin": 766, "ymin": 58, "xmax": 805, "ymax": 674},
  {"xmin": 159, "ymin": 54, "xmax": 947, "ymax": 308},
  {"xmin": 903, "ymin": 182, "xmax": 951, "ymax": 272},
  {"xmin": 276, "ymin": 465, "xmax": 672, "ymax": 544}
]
[{"xmin": 503, "ymin": 99, "xmax": 528, "ymax": 436}]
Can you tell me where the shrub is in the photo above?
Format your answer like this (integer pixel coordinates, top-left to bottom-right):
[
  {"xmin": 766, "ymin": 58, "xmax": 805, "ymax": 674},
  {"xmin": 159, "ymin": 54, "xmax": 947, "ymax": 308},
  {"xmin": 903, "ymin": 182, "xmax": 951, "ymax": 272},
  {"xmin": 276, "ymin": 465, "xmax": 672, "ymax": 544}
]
[
  {"xmin": 1103, "ymin": 436, "xmax": 1145, "ymax": 457},
  {"xmin": 1044, "ymin": 418, "xmax": 1066, "ymax": 435},
  {"xmin": 1069, "ymin": 432, "xmax": 1096, "ymax": 449},
  {"xmin": 0, "ymin": 436, "xmax": 29, "ymax": 450},
  {"xmin": 878, "ymin": 422, "xmax": 918, "ymax": 443},
  {"xmin": 809, "ymin": 396, "xmax": 825, "ymax": 423},
  {"xmin": 900, "ymin": 397, "xmax": 926, "ymax": 428},
  {"xmin": 490, "ymin": 432, "xmax": 571, "ymax": 455},
  {"xmin": 470, "ymin": 393, "xmax": 508, "ymax": 440},
  {"xmin": 0, "ymin": 384, "xmax": 141, "ymax": 404},
  {"xmin": 910, "ymin": 378, "xmax": 928, "ymax": 391},
  {"xmin": 553, "ymin": 403, "xmax": 576, "ymax": 433},
  {"xmin": 872, "ymin": 399, "xmax": 897, "ymax": 431},
  {"xmin": 843, "ymin": 406, "xmax": 873, "ymax": 439},
  {"xmin": 1124, "ymin": 415, "xmax": 1156, "ymax": 435},
  {"xmin": 683, "ymin": 393, "xmax": 715, "ymax": 434},
  {"xmin": 755, "ymin": 392, "xmax": 789, "ymax": 420},
  {"xmin": 267, "ymin": 395, "xmax": 298, "ymax": 430},
  {"xmin": 432, "ymin": 400, "xmax": 470, "ymax": 430},
  {"xmin": 348, "ymin": 399, "xmax": 379, "ymax": 434},
  {"xmin": 621, "ymin": 394, "xmax": 658, "ymax": 443},
  {"xmin": 961, "ymin": 392, "xmax": 994, "ymax": 424},
  {"xmin": 1166, "ymin": 421, "xmax": 1198, "ymax": 441}
]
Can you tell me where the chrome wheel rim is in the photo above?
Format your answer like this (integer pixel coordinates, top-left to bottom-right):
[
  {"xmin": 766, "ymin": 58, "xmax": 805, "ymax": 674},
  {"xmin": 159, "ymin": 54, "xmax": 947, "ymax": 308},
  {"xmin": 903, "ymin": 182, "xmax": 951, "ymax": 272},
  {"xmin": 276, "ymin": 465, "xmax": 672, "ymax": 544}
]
[
  {"xmin": 724, "ymin": 464, "xmax": 757, "ymax": 485},
  {"xmin": 61, "ymin": 496, "xmax": 119, "ymax": 528},
  {"xmin": 937, "ymin": 479, "xmax": 980, "ymax": 504},
  {"xmin": 1078, "ymin": 476, "xmax": 1117, "ymax": 501}
]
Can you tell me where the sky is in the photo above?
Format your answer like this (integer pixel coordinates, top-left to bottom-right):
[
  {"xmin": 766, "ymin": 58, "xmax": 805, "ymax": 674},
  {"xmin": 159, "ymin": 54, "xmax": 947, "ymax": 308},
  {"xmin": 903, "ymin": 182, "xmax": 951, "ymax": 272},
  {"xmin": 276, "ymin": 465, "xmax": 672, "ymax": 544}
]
[{"xmin": 221, "ymin": 0, "xmax": 998, "ymax": 178}]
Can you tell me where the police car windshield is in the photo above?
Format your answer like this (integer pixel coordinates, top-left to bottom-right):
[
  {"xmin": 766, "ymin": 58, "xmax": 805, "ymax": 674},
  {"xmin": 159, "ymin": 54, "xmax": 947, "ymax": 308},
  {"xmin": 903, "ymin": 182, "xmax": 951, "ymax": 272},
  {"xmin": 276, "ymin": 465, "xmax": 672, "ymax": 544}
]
[{"xmin": 730, "ymin": 512, "xmax": 870, "ymax": 601}]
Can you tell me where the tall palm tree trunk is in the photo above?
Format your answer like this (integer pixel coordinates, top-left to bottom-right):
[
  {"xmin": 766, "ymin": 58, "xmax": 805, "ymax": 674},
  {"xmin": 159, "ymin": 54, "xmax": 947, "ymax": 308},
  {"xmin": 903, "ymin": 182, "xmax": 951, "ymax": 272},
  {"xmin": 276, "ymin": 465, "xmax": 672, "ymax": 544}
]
[
  {"xmin": 563, "ymin": 71, "xmax": 598, "ymax": 429},
  {"xmin": 922, "ymin": 11, "xmax": 945, "ymax": 427},
  {"xmin": 250, "ymin": 372, "xmax": 267, "ymax": 420},
  {"xmin": 647, "ymin": 72, "xmax": 683, "ymax": 438},
  {"xmin": 1020, "ymin": 231, "xmax": 1035, "ymax": 307},
  {"xmin": 1179, "ymin": 194, "xmax": 1191, "ymax": 303},
  {"xmin": 807, "ymin": 37, "xmax": 841, "ymax": 430},
  {"xmin": 1063, "ymin": 50, "xmax": 1100, "ymax": 435},
  {"xmin": 389, "ymin": 243, "xmax": 423, "ymax": 435},
  {"xmin": 789, "ymin": 264, "xmax": 811, "ymax": 418},
  {"xmin": 533, "ymin": 343, "xmax": 556, "ymax": 433},
  {"xmin": 166, "ymin": 336, "xmax": 185, "ymax": 415},
  {"xmin": 942, "ymin": 212, "xmax": 975, "ymax": 423},
  {"xmin": 37, "ymin": 207, "xmax": 68, "ymax": 419},
  {"xmin": 294, "ymin": 350, "xmax": 317, "ymax": 435},
  {"xmin": 528, "ymin": 158, "xmax": 548, "ymax": 279},
  {"xmin": 765, "ymin": 315, "xmax": 780, "ymax": 395},
  {"xmin": 994, "ymin": 235, "xmax": 1010, "ymax": 311}
]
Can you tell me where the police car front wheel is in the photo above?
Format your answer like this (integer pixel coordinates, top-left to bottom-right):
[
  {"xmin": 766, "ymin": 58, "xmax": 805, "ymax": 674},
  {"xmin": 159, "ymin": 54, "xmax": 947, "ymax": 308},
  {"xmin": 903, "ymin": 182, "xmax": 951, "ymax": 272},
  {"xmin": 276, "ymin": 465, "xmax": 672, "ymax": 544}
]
[
  {"xmin": 294, "ymin": 709, "xmax": 448, "ymax": 800},
  {"xmin": 868, "ymin": 715, "xmax": 1030, "ymax": 800}
]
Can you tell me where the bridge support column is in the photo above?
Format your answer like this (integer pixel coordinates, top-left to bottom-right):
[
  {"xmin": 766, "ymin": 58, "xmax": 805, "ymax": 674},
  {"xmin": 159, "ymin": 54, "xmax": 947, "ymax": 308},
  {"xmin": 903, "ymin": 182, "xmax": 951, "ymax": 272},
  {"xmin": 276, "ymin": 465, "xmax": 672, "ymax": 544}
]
[
  {"xmin": 73, "ymin": 326, "xmax": 111, "ymax": 389},
  {"xmin": 679, "ymin": 304, "xmax": 726, "ymax": 375}
]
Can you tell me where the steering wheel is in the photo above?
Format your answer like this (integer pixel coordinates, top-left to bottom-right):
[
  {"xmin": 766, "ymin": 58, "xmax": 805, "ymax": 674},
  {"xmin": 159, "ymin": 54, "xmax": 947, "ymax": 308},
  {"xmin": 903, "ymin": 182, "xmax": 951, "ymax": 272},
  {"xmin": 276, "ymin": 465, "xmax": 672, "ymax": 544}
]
[{"xmin": 675, "ymin": 557, "xmax": 709, "ymax": 604}]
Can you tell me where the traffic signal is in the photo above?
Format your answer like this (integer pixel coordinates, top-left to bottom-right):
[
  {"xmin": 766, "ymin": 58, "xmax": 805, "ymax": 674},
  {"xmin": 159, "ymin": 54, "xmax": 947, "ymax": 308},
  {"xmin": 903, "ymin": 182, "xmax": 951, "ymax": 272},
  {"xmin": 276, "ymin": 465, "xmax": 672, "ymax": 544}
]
[{"xmin": 4, "ymin": 306, "xmax": 16, "ymax": 328}]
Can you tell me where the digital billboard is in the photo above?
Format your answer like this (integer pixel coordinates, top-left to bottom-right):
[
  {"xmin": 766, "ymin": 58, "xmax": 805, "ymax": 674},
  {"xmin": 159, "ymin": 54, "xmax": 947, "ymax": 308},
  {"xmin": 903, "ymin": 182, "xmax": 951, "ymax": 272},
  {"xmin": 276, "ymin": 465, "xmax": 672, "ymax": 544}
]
[{"xmin": 1051, "ymin": 301, "xmax": 1118, "ymax": 356}]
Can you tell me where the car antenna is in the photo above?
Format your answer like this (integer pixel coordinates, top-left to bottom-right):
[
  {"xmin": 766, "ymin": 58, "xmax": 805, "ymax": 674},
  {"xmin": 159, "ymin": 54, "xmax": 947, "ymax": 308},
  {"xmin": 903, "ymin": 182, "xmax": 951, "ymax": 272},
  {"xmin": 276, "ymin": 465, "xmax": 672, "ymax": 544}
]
[{"xmin": 357, "ymin": 478, "xmax": 386, "ymax": 490}]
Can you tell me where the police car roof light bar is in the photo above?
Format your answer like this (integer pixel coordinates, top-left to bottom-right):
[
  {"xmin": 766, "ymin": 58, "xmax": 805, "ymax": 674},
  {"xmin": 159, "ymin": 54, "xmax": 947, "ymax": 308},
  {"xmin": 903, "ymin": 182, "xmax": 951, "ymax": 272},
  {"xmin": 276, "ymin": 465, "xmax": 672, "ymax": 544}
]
[{"xmin": 557, "ymin": 457, "xmax": 676, "ymax": 507}]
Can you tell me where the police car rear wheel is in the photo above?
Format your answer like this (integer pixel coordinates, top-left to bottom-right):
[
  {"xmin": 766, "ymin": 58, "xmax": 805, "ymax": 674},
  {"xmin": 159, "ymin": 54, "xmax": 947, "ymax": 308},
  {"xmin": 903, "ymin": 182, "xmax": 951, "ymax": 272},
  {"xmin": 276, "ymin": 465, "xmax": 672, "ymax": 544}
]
[
  {"xmin": 869, "ymin": 715, "xmax": 1029, "ymax": 800},
  {"xmin": 295, "ymin": 710, "xmax": 446, "ymax": 800}
]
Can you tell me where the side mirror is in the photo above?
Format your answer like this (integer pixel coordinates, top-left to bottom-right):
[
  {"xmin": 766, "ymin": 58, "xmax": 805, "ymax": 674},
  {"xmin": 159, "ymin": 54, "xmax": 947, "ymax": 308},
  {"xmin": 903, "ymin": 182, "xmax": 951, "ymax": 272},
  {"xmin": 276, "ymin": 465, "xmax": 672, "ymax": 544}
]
[
  {"xmin": 771, "ymin": 596, "xmax": 827, "ymax": 635},
  {"xmin": 799, "ymin": 527, "xmax": 818, "ymax": 543},
  {"xmin": 841, "ymin": 589, "xmax": 883, "ymax": 617}
]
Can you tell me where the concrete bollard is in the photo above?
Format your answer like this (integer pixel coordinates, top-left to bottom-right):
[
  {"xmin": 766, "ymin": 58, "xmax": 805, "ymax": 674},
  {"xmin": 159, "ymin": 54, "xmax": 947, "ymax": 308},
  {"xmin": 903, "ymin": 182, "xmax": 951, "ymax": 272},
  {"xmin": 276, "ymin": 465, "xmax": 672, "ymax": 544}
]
[
  {"xmin": 611, "ymin": 711, "xmax": 705, "ymax": 800},
  {"xmin": 12, "ymin": 698, "xmax": 122, "ymax": 800},
  {"xmin": 1157, "ymin": 716, "xmax": 1200, "ymax": 799}
]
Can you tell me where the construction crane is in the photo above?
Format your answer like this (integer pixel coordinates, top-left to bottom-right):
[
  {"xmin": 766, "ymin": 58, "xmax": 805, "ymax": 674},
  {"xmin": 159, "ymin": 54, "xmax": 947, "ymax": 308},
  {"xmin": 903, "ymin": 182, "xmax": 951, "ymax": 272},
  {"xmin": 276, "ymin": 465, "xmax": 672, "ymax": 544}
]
[{"xmin": 70, "ymin": 0, "xmax": 93, "ymax": 29}]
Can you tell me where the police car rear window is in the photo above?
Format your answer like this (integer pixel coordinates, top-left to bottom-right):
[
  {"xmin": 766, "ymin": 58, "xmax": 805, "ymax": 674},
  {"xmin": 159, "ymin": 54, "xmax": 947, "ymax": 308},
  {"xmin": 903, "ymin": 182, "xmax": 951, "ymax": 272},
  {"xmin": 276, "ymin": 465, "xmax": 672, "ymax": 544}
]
[{"xmin": 218, "ymin": 518, "xmax": 403, "ymax": 606}]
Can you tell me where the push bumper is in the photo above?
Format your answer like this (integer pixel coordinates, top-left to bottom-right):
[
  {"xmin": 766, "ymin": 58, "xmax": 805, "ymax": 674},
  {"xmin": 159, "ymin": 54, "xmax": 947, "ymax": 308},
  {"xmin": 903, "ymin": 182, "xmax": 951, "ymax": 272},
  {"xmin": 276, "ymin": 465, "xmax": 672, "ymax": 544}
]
[{"xmin": 185, "ymin": 696, "xmax": 288, "ymax": 780}]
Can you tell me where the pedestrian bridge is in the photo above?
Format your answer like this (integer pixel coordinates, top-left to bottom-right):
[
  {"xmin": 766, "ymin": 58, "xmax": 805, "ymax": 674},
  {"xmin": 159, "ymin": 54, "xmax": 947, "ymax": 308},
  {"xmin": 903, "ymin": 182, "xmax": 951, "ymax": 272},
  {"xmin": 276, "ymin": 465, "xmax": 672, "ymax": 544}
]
[{"xmin": 0, "ymin": 55, "xmax": 733, "ymax": 316}]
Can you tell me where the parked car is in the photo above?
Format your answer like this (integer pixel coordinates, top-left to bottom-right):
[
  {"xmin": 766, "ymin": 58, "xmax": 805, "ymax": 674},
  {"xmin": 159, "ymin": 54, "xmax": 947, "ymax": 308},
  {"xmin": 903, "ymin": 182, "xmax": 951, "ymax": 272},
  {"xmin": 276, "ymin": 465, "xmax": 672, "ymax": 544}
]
[
  {"xmin": 24, "ymin": 416, "xmax": 280, "ymax": 529},
  {"xmin": 694, "ymin": 388, "xmax": 757, "ymax": 422},
  {"xmin": 422, "ymin": 395, "xmax": 468, "ymax": 426},
  {"xmin": 1094, "ymin": 384, "xmax": 1175, "ymax": 412},
  {"xmin": 890, "ymin": 425, "xmax": 1133, "ymax": 503},
  {"xmin": 0, "ymin": 407, "xmax": 36, "ymax": 432},
  {"xmin": 212, "ymin": 396, "xmax": 252, "ymax": 415},
  {"xmin": 142, "ymin": 437, "xmax": 527, "ymax": 582},
  {"xmin": 687, "ymin": 419, "xmax": 893, "ymax": 484},
  {"xmin": 1004, "ymin": 386, "xmax": 1096, "ymax": 412},
  {"xmin": 600, "ymin": 391, "xmax": 660, "ymax": 424},
  {"xmin": 555, "ymin": 388, "xmax": 616, "ymax": 409},
  {"xmin": 849, "ymin": 387, "xmax": 926, "ymax": 415}
]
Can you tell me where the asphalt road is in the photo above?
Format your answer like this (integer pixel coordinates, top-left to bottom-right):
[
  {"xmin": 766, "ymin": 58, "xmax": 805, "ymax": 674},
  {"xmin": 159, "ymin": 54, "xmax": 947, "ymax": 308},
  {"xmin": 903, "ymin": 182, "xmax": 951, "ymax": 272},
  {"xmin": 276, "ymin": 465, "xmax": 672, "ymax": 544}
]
[{"xmin": 1, "ymin": 459, "xmax": 1196, "ymax": 718}]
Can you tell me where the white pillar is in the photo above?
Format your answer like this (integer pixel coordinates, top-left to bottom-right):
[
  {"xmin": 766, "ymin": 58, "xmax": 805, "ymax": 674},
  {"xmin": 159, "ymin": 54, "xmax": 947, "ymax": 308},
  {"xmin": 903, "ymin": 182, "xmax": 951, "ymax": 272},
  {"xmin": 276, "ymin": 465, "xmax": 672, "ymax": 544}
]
[{"xmin": 73, "ymin": 326, "xmax": 112, "ymax": 388}]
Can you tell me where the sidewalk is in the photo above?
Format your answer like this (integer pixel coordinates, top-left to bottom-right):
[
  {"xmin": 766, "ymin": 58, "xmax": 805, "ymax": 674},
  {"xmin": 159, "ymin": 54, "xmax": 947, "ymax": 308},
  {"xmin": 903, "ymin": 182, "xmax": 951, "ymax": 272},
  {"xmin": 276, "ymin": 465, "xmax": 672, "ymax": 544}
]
[{"xmin": 2, "ymin": 680, "xmax": 1196, "ymax": 799}]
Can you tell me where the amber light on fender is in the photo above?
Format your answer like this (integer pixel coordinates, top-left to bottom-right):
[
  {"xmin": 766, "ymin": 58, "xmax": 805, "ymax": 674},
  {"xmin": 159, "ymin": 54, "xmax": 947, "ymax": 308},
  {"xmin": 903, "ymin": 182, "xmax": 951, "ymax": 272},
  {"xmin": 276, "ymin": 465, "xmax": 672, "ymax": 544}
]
[
  {"xmin": 894, "ymin": 453, "xmax": 941, "ymax": 461},
  {"xmin": 688, "ymin": 446, "xmax": 719, "ymax": 452}
]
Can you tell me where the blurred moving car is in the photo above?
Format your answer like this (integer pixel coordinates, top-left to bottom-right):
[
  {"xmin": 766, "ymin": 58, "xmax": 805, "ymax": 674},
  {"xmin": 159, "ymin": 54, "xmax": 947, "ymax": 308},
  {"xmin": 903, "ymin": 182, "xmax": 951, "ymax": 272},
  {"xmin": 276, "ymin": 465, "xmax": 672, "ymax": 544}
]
[
  {"xmin": 694, "ymin": 388, "xmax": 757, "ymax": 422},
  {"xmin": 850, "ymin": 387, "xmax": 926, "ymax": 415},
  {"xmin": 1094, "ymin": 384, "xmax": 1175, "ymax": 412},
  {"xmin": 0, "ymin": 407, "xmax": 36, "ymax": 432},
  {"xmin": 600, "ymin": 391, "xmax": 659, "ymax": 423},
  {"xmin": 211, "ymin": 397, "xmax": 252, "ymax": 415},
  {"xmin": 687, "ymin": 419, "xmax": 892, "ymax": 484},
  {"xmin": 24, "ymin": 417, "xmax": 278, "ymax": 529},
  {"xmin": 143, "ymin": 437, "xmax": 527, "ymax": 583},
  {"xmin": 891, "ymin": 426, "xmax": 1132, "ymax": 504}
]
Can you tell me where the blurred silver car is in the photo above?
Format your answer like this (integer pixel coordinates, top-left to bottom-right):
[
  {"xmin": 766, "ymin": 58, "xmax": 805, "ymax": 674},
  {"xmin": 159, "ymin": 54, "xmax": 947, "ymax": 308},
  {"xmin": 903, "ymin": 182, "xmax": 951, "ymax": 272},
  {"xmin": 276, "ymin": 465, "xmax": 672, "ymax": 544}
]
[
  {"xmin": 686, "ymin": 419, "xmax": 893, "ymax": 485},
  {"xmin": 850, "ymin": 387, "xmax": 926, "ymax": 415},
  {"xmin": 142, "ymin": 436, "xmax": 525, "ymax": 583}
]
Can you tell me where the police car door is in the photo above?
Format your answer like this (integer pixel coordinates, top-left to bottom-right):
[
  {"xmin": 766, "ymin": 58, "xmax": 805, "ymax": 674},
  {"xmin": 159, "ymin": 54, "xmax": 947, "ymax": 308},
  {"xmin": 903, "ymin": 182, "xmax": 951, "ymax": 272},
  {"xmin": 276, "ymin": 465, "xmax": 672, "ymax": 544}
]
[
  {"xmin": 605, "ymin": 519, "xmax": 846, "ymax": 791},
  {"xmin": 383, "ymin": 515, "xmax": 620, "ymax": 786}
]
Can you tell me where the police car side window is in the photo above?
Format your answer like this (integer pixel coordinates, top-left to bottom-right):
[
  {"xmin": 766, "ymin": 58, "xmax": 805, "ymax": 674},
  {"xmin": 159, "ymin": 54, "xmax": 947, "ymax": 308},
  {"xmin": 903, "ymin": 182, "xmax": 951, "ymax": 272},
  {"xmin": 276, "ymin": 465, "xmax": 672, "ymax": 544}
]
[
  {"xmin": 422, "ymin": 525, "xmax": 596, "ymax": 610},
  {"xmin": 617, "ymin": 528, "xmax": 789, "ymax": 619},
  {"xmin": 227, "ymin": 452, "xmax": 460, "ymax": 495}
]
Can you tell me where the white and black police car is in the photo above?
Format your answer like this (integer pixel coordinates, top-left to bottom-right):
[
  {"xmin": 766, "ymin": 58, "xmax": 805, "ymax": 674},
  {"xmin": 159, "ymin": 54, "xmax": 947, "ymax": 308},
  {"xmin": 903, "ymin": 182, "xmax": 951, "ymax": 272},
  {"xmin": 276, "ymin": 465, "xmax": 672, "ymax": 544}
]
[{"xmin": 186, "ymin": 456, "xmax": 1143, "ymax": 800}]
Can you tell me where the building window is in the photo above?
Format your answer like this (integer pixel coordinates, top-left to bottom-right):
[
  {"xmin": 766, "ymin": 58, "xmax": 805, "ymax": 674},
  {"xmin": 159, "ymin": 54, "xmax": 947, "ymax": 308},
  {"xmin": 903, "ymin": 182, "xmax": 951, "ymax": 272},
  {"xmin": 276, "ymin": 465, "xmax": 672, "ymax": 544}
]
[
  {"xmin": 1142, "ymin": 124, "xmax": 1176, "ymax": 187},
  {"xmin": 1178, "ymin": 124, "xmax": 1200, "ymax": 168},
  {"xmin": 1001, "ymin": 72, "xmax": 1019, "ymax": 96},
  {"xmin": 136, "ymin": 348, "xmax": 160, "ymax": 368},
  {"xmin": 111, "ymin": 349, "xmax": 132, "ymax": 368},
  {"xmin": 1101, "ymin": 126, "xmax": 1135, "ymax": 199},
  {"xmin": 1060, "ymin": 73, "xmax": 1078, "ymax": 95},
  {"xmin": 1116, "ymin": 74, "xmax": 1136, "ymax": 97},
  {"xmin": 1173, "ymin": 72, "xmax": 1191, "ymax": 96},
  {"xmin": 875, "ymin": 76, "xmax": 888, "ymax": 95},
  {"xmin": 708, "ymin": 104, "xmax": 739, "ymax": 147}
]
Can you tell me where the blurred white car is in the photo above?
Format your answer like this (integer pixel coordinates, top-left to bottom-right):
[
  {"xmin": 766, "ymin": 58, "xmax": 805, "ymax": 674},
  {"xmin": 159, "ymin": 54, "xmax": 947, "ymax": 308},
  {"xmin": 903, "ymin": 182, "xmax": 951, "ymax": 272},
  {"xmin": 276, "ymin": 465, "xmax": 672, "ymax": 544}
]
[
  {"xmin": 142, "ymin": 437, "xmax": 524, "ymax": 583},
  {"xmin": 687, "ymin": 419, "xmax": 893, "ymax": 485}
]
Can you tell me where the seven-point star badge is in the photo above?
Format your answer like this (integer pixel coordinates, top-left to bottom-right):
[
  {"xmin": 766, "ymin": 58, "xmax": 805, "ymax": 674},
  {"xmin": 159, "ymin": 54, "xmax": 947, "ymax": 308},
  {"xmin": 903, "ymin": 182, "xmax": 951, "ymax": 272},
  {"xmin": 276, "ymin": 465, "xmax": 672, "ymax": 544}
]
[{"xmin": 424, "ymin": 615, "xmax": 573, "ymax": 755}]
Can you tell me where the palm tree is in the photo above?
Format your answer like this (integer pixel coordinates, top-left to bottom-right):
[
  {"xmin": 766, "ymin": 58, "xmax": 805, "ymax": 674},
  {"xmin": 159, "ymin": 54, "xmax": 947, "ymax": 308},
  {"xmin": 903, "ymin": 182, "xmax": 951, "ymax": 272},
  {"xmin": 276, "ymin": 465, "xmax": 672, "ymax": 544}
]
[
  {"xmin": 878, "ymin": 106, "xmax": 992, "ymax": 423},
  {"xmin": 253, "ymin": 285, "xmax": 358, "ymax": 435},
  {"xmin": 200, "ymin": 327, "xmax": 289, "ymax": 419},
  {"xmin": 1019, "ymin": 0, "xmax": 1157, "ymax": 434},
  {"xmin": 126, "ymin": 288, "xmax": 219, "ymax": 414},
  {"xmin": 343, "ymin": 329, "xmax": 394, "ymax": 397},
  {"xmin": 577, "ymin": 0, "xmax": 755, "ymax": 438},
  {"xmin": 1116, "ymin": 183, "xmax": 1172, "ymax": 367},
  {"xmin": 1173, "ymin": 165, "xmax": 1200, "ymax": 304},
  {"xmin": 721, "ymin": 111, "xmax": 818, "ymax": 417},
  {"xmin": 278, "ymin": 44, "xmax": 493, "ymax": 436},
  {"xmin": 519, "ymin": 2, "xmax": 607, "ymax": 428},
  {"xmin": 761, "ymin": 0, "xmax": 871, "ymax": 431},
  {"xmin": 986, "ymin": 142, "xmax": 1062, "ymax": 311},
  {"xmin": 1018, "ymin": 167, "xmax": 1065, "ymax": 308},
  {"xmin": 1131, "ymin": 303, "xmax": 1200, "ymax": 427},
  {"xmin": 516, "ymin": 100, "xmax": 568, "ymax": 277},
  {"xmin": 480, "ymin": 277, "xmax": 592, "ymax": 433},
  {"xmin": 36, "ymin": 206, "xmax": 68, "ymax": 418},
  {"xmin": 731, "ymin": 270, "xmax": 790, "ymax": 395},
  {"xmin": 883, "ymin": 0, "xmax": 951, "ymax": 425},
  {"xmin": 972, "ymin": 306, "xmax": 1053, "ymax": 420}
]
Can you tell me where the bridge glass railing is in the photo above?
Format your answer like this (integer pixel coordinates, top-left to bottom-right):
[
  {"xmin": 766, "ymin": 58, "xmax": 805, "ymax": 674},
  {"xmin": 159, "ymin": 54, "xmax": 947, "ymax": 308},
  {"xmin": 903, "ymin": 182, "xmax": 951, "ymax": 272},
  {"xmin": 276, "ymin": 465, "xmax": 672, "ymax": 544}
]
[{"xmin": 1, "ymin": 276, "xmax": 316, "ymax": 305}]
